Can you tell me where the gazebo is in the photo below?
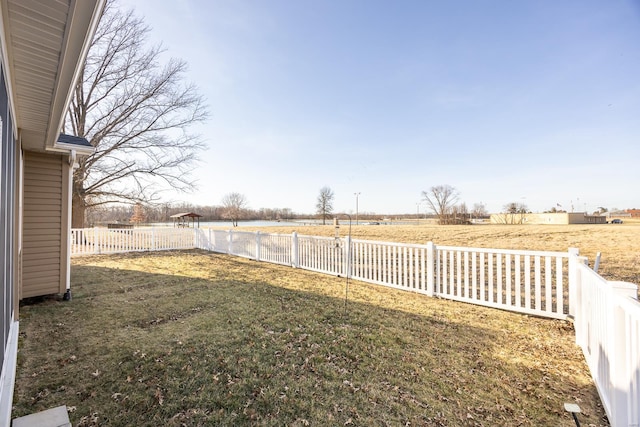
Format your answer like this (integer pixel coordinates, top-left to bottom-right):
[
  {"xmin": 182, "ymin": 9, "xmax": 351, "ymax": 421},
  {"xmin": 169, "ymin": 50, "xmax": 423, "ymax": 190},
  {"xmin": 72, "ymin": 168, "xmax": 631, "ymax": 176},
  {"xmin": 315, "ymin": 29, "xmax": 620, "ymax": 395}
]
[{"xmin": 170, "ymin": 212, "xmax": 202, "ymax": 228}]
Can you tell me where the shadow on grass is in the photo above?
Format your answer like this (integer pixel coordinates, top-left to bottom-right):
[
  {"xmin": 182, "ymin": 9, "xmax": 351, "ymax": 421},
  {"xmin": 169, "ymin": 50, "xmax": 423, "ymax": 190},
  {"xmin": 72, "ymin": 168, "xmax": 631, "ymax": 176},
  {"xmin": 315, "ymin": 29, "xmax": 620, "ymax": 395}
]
[{"xmin": 14, "ymin": 251, "xmax": 608, "ymax": 427}]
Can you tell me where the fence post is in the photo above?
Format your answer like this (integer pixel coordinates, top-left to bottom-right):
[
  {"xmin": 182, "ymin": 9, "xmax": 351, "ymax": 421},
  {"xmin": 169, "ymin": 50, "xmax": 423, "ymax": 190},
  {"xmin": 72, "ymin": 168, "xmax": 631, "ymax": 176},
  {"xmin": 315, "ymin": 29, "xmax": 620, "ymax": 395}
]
[
  {"xmin": 256, "ymin": 232, "xmax": 262, "ymax": 261},
  {"xmin": 593, "ymin": 251, "xmax": 601, "ymax": 273},
  {"xmin": 426, "ymin": 241, "xmax": 435, "ymax": 297},
  {"xmin": 568, "ymin": 248, "xmax": 580, "ymax": 319},
  {"xmin": 567, "ymin": 247, "xmax": 584, "ymax": 348},
  {"xmin": 208, "ymin": 228, "xmax": 212, "ymax": 251},
  {"xmin": 610, "ymin": 290, "xmax": 639, "ymax": 427},
  {"xmin": 151, "ymin": 228, "xmax": 156, "ymax": 251},
  {"xmin": 228, "ymin": 230, "xmax": 233, "ymax": 255},
  {"xmin": 291, "ymin": 232, "xmax": 299, "ymax": 268}
]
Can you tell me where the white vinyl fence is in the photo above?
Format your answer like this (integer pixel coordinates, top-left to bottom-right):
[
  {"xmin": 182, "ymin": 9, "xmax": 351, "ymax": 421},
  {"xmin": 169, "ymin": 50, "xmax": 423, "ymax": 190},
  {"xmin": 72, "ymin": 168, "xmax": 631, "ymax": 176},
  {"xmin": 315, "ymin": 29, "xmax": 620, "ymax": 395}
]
[
  {"xmin": 435, "ymin": 245, "xmax": 574, "ymax": 320},
  {"xmin": 572, "ymin": 263, "xmax": 640, "ymax": 427},
  {"xmin": 71, "ymin": 227, "xmax": 195, "ymax": 255},
  {"xmin": 194, "ymin": 229, "xmax": 576, "ymax": 319},
  {"xmin": 71, "ymin": 227, "xmax": 639, "ymax": 427}
]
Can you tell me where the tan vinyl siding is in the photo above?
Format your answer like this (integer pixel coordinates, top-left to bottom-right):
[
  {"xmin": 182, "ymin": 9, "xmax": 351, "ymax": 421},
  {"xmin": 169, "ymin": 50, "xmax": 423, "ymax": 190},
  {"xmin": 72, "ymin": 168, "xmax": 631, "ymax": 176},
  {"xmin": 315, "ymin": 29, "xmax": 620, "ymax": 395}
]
[{"xmin": 21, "ymin": 151, "xmax": 64, "ymax": 298}]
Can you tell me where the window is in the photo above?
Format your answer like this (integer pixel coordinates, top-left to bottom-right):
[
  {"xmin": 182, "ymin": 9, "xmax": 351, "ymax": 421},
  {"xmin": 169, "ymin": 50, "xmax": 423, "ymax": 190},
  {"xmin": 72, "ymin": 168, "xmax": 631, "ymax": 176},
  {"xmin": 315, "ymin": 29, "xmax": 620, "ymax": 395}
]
[{"xmin": 0, "ymin": 63, "xmax": 15, "ymax": 376}]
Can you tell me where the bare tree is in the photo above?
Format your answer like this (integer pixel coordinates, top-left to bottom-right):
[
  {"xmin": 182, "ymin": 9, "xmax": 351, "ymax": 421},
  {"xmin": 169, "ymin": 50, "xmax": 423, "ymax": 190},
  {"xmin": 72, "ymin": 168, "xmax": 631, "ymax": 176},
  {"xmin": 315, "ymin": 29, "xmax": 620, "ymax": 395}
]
[
  {"xmin": 421, "ymin": 185, "xmax": 459, "ymax": 224},
  {"xmin": 456, "ymin": 202, "xmax": 468, "ymax": 215},
  {"xmin": 504, "ymin": 202, "xmax": 528, "ymax": 214},
  {"xmin": 471, "ymin": 202, "xmax": 488, "ymax": 219},
  {"xmin": 65, "ymin": 0, "xmax": 208, "ymax": 227},
  {"xmin": 494, "ymin": 202, "xmax": 529, "ymax": 224},
  {"xmin": 280, "ymin": 208, "xmax": 293, "ymax": 220},
  {"xmin": 221, "ymin": 193, "xmax": 247, "ymax": 226},
  {"xmin": 445, "ymin": 202, "xmax": 471, "ymax": 225},
  {"xmin": 316, "ymin": 186, "xmax": 334, "ymax": 225}
]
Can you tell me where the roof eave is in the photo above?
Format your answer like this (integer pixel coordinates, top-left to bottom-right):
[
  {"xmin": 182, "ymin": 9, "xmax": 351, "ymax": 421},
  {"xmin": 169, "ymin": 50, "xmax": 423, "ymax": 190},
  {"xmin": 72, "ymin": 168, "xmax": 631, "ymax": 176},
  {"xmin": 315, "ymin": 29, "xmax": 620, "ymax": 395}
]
[
  {"xmin": 49, "ymin": 141, "xmax": 94, "ymax": 156},
  {"xmin": 44, "ymin": 0, "xmax": 105, "ymax": 152}
]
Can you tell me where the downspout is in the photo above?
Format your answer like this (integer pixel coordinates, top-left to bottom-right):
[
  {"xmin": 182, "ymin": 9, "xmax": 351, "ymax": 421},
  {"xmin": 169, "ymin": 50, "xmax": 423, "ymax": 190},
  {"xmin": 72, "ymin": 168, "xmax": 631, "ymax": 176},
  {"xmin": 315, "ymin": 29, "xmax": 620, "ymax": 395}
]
[{"xmin": 63, "ymin": 150, "xmax": 76, "ymax": 300}]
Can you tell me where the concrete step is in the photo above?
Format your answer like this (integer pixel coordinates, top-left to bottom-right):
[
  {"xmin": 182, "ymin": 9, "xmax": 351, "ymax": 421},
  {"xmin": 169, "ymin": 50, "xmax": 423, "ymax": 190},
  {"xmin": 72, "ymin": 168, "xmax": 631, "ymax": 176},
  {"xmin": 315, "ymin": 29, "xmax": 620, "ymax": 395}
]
[{"xmin": 12, "ymin": 405, "xmax": 71, "ymax": 427}]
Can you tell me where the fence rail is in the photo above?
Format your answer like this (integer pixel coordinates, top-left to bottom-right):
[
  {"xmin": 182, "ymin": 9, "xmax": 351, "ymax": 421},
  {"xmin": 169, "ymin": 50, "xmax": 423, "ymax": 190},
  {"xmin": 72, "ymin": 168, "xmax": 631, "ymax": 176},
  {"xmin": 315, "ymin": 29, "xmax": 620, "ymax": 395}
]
[{"xmin": 71, "ymin": 227, "xmax": 639, "ymax": 427}]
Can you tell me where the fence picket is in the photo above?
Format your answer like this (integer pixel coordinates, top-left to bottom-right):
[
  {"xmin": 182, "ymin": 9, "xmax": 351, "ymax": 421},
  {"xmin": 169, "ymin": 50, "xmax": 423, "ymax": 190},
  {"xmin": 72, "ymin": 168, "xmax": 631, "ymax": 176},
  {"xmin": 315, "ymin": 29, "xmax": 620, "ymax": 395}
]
[
  {"xmin": 480, "ymin": 252, "xmax": 485, "ymax": 302},
  {"xmin": 524, "ymin": 255, "xmax": 531, "ymax": 309},
  {"xmin": 556, "ymin": 257, "xmax": 563, "ymax": 313},
  {"xmin": 487, "ymin": 253, "xmax": 494, "ymax": 303},
  {"xmin": 535, "ymin": 256, "xmax": 542, "ymax": 311},
  {"xmin": 497, "ymin": 253, "xmax": 502, "ymax": 305},
  {"xmin": 545, "ymin": 256, "xmax": 552, "ymax": 312},
  {"xmin": 506, "ymin": 254, "xmax": 512, "ymax": 306}
]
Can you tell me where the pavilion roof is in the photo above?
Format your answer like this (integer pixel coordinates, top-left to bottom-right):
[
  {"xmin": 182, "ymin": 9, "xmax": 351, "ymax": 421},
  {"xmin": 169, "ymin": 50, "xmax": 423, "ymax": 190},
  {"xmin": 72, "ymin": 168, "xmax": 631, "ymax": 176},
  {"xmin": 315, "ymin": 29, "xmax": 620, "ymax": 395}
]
[{"xmin": 170, "ymin": 212, "xmax": 203, "ymax": 218}]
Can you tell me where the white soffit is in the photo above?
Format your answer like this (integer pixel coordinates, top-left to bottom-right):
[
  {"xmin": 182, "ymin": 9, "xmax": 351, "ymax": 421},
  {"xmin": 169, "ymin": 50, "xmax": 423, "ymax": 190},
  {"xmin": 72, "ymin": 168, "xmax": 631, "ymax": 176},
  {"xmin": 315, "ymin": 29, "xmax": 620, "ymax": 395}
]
[{"xmin": 1, "ymin": 0, "xmax": 104, "ymax": 152}]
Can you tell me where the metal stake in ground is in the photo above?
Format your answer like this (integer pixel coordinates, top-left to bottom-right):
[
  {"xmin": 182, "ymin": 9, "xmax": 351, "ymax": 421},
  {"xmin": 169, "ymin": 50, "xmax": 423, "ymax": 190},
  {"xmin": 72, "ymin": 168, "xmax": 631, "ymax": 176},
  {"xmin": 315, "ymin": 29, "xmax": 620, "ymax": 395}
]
[
  {"xmin": 564, "ymin": 403, "xmax": 581, "ymax": 427},
  {"xmin": 334, "ymin": 214, "xmax": 352, "ymax": 316}
]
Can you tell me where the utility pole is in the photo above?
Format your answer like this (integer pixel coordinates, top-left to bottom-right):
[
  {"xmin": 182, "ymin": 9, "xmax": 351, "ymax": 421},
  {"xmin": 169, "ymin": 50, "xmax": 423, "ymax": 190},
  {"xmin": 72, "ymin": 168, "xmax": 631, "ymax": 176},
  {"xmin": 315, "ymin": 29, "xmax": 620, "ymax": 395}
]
[{"xmin": 354, "ymin": 192, "xmax": 361, "ymax": 225}]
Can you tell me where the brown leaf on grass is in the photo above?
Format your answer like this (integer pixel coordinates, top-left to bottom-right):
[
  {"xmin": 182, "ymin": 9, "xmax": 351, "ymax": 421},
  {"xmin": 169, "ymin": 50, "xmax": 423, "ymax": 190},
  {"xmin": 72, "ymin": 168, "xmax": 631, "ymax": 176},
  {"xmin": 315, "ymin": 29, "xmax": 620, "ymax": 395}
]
[
  {"xmin": 155, "ymin": 387, "xmax": 164, "ymax": 405},
  {"xmin": 77, "ymin": 412, "xmax": 100, "ymax": 427}
]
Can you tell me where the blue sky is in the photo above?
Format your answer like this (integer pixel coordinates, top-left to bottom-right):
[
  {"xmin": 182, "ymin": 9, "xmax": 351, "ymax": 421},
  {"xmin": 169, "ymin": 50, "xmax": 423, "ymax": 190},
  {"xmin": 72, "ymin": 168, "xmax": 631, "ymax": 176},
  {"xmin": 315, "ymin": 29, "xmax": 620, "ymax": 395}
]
[{"xmin": 119, "ymin": 0, "xmax": 640, "ymax": 215}]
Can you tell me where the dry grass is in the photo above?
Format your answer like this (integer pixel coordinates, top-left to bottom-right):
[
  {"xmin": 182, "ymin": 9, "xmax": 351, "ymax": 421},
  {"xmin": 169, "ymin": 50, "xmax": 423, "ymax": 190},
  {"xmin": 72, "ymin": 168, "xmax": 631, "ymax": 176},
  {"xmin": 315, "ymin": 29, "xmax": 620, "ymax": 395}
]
[{"xmin": 14, "ymin": 248, "xmax": 610, "ymax": 426}]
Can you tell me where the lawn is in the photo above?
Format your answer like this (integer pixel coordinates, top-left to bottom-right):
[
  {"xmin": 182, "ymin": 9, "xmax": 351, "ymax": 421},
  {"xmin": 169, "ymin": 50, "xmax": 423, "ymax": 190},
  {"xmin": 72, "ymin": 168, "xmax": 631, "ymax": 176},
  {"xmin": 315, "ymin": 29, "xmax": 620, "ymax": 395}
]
[{"xmin": 14, "ymin": 248, "xmax": 610, "ymax": 426}]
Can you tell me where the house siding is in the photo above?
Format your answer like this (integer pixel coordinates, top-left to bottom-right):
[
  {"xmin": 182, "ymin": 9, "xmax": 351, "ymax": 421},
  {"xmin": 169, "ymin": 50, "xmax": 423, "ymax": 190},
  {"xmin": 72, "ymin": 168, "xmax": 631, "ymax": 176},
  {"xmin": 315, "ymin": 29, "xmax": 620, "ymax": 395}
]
[{"xmin": 21, "ymin": 151, "xmax": 64, "ymax": 298}]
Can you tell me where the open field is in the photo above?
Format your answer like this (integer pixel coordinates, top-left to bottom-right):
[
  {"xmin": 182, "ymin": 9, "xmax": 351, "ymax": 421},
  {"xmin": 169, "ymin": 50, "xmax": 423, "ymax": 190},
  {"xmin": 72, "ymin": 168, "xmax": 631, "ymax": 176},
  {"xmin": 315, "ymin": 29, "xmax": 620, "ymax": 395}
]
[
  {"xmin": 228, "ymin": 222, "xmax": 640, "ymax": 285},
  {"xmin": 14, "ymin": 250, "xmax": 609, "ymax": 426}
]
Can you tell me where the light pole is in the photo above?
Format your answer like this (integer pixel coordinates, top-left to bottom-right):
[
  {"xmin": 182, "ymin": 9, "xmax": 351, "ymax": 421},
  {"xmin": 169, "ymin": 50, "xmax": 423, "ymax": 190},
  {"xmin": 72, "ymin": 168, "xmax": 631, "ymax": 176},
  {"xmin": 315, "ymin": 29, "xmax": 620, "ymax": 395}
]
[{"xmin": 354, "ymin": 192, "xmax": 361, "ymax": 225}]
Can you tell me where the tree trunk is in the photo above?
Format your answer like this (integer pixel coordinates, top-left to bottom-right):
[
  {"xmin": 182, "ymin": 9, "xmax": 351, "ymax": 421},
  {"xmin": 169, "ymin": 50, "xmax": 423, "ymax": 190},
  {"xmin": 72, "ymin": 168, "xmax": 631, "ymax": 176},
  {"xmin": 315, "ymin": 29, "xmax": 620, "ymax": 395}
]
[{"xmin": 72, "ymin": 190, "xmax": 86, "ymax": 228}]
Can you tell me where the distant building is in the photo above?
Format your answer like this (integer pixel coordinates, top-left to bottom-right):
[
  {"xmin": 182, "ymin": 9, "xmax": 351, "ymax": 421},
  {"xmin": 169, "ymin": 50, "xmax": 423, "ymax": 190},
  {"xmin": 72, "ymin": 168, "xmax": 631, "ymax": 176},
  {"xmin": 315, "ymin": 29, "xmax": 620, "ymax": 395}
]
[
  {"xmin": 625, "ymin": 209, "xmax": 640, "ymax": 218},
  {"xmin": 606, "ymin": 211, "xmax": 632, "ymax": 219},
  {"xmin": 490, "ymin": 212, "xmax": 607, "ymax": 225}
]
